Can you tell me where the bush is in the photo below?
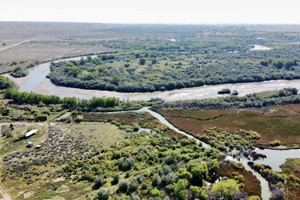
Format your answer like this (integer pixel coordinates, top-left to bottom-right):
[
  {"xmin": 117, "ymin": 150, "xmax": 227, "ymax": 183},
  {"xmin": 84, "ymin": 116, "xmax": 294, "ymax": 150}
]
[
  {"xmin": 111, "ymin": 173, "xmax": 119, "ymax": 185},
  {"xmin": 95, "ymin": 187, "xmax": 109, "ymax": 200},
  {"xmin": 218, "ymin": 88, "xmax": 231, "ymax": 94},
  {"xmin": 35, "ymin": 114, "xmax": 48, "ymax": 122},
  {"xmin": 117, "ymin": 157, "xmax": 135, "ymax": 171},
  {"xmin": 93, "ymin": 176, "xmax": 106, "ymax": 190},
  {"xmin": 10, "ymin": 66, "xmax": 28, "ymax": 78},
  {"xmin": 129, "ymin": 179, "xmax": 139, "ymax": 193},
  {"xmin": 270, "ymin": 140, "xmax": 281, "ymax": 147},
  {"xmin": 74, "ymin": 115, "xmax": 83, "ymax": 123},
  {"xmin": 231, "ymin": 90, "xmax": 239, "ymax": 95},
  {"xmin": 152, "ymin": 174, "xmax": 162, "ymax": 187},
  {"xmin": 118, "ymin": 181, "xmax": 129, "ymax": 193}
]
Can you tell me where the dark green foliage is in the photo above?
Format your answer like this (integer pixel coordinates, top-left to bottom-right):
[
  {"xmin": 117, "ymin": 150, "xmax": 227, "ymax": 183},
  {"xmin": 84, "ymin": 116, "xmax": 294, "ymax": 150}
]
[
  {"xmin": 95, "ymin": 187, "xmax": 109, "ymax": 200},
  {"xmin": 129, "ymin": 179, "xmax": 139, "ymax": 193},
  {"xmin": 0, "ymin": 76, "xmax": 13, "ymax": 90},
  {"xmin": 35, "ymin": 114, "xmax": 48, "ymax": 122},
  {"xmin": 116, "ymin": 157, "xmax": 135, "ymax": 171},
  {"xmin": 218, "ymin": 88, "xmax": 231, "ymax": 94},
  {"xmin": 139, "ymin": 58, "xmax": 146, "ymax": 65},
  {"xmin": 4, "ymin": 89, "xmax": 120, "ymax": 111},
  {"xmin": 10, "ymin": 66, "xmax": 28, "ymax": 78},
  {"xmin": 117, "ymin": 181, "xmax": 129, "ymax": 193},
  {"xmin": 231, "ymin": 90, "xmax": 238, "ymax": 96},
  {"xmin": 152, "ymin": 174, "xmax": 162, "ymax": 187},
  {"xmin": 93, "ymin": 176, "xmax": 106, "ymax": 190},
  {"xmin": 111, "ymin": 173, "xmax": 119, "ymax": 185}
]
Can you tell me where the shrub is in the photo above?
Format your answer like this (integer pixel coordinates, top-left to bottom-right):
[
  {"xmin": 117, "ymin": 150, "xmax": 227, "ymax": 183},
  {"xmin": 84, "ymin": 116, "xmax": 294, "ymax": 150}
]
[
  {"xmin": 10, "ymin": 66, "xmax": 28, "ymax": 78},
  {"xmin": 218, "ymin": 88, "xmax": 231, "ymax": 94},
  {"xmin": 152, "ymin": 174, "xmax": 162, "ymax": 187},
  {"xmin": 270, "ymin": 140, "xmax": 281, "ymax": 147},
  {"xmin": 117, "ymin": 157, "xmax": 135, "ymax": 171},
  {"xmin": 118, "ymin": 181, "xmax": 129, "ymax": 193},
  {"xmin": 35, "ymin": 114, "xmax": 48, "ymax": 122},
  {"xmin": 231, "ymin": 90, "xmax": 239, "ymax": 95},
  {"xmin": 93, "ymin": 176, "xmax": 106, "ymax": 190},
  {"xmin": 129, "ymin": 179, "xmax": 139, "ymax": 193},
  {"xmin": 74, "ymin": 115, "xmax": 83, "ymax": 123},
  {"xmin": 111, "ymin": 173, "xmax": 119, "ymax": 185},
  {"xmin": 150, "ymin": 188, "xmax": 162, "ymax": 197},
  {"xmin": 95, "ymin": 187, "xmax": 109, "ymax": 200}
]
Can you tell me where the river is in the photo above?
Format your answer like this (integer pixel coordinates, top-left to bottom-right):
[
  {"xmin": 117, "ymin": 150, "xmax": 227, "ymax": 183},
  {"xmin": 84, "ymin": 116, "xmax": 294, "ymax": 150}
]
[
  {"xmin": 4, "ymin": 56, "xmax": 300, "ymax": 102},
  {"xmin": 4, "ymin": 56, "xmax": 300, "ymax": 199}
]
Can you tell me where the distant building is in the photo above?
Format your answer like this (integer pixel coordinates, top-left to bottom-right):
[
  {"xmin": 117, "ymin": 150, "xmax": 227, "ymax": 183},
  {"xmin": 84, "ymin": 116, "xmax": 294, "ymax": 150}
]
[
  {"xmin": 20, "ymin": 129, "xmax": 37, "ymax": 139},
  {"xmin": 27, "ymin": 141, "xmax": 33, "ymax": 148},
  {"xmin": 35, "ymin": 145, "xmax": 41, "ymax": 149}
]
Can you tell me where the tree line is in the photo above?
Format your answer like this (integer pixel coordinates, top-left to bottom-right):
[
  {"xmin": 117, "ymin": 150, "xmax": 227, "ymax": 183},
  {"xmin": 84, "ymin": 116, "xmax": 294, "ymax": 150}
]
[{"xmin": 4, "ymin": 89, "xmax": 120, "ymax": 110}]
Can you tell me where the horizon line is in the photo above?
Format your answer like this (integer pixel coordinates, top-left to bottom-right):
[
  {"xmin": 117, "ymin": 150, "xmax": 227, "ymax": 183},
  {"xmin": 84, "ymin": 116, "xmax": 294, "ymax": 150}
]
[{"xmin": 1, "ymin": 20, "xmax": 300, "ymax": 26}]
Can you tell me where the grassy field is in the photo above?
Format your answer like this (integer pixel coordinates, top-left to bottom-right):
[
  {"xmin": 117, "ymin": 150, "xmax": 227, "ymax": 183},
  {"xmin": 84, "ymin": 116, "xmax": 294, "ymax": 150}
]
[
  {"xmin": 280, "ymin": 158, "xmax": 300, "ymax": 200},
  {"xmin": 156, "ymin": 104, "xmax": 300, "ymax": 148}
]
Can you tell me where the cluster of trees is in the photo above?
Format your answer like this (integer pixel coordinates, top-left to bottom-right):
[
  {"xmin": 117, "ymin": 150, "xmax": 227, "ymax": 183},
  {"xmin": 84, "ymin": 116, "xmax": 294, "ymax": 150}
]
[
  {"xmin": 4, "ymin": 89, "xmax": 120, "ymax": 110},
  {"xmin": 49, "ymin": 43, "xmax": 300, "ymax": 92},
  {"xmin": 64, "ymin": 132, "xmax": 258, "ymax": 199},
  {"xmin": 0, "ymin": 76, "xmax": 14, "ymax": 90},
  {"xmin": 10, "ymin": 66, "xmax": 28, "ymax": 78},
  {"xmin": 159, "ymin": 88, "xmax": 300, "ymax": 110},
  {"xmin": 260, "ymin": 58, "xmax": 299, "ymax": 70}
]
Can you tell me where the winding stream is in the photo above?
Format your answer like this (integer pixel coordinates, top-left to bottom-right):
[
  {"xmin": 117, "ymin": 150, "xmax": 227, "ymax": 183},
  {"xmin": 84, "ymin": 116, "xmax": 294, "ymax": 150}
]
[{"xmin": 137, "ymin": 107, "xmax": 272, "ymax": 200}]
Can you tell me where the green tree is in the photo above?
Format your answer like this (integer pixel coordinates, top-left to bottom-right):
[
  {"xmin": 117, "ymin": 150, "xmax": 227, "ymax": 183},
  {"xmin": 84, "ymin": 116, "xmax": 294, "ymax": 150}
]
[
  {"xmin": 211, "ymin": 179, "xmax": 240, "ymax": 200},
  {"xmin": 93, "ymin": 176, "xmax": 106, "ymax": 190},
  {"xmin": 111, "ymin": 75, "xmax": 121, "ymax": 85},
  {"xmin": 166, "ymin": 179, "xmax": 188, "ymax": 200},
  {"xmin": 190, "ymin": 185, "xmax": 208, "ymax": 200},
  {"xmin": 139, "ymin": 58, "xmax": 146, "ymax": 65},
  {"xmin": 95, "ymin": 187, "xmax": 109, "ymax": 200}
]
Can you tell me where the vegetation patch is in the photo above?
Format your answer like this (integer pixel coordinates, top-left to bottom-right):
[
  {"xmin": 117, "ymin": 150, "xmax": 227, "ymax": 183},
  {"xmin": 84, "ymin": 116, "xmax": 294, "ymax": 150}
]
[
  {"xmin": 155, "ymin": 104, "xmax": 300, "ymax": 148},
  {"xmin": 219, "ymin": 162, "xmax": 261, "ymax": 197},
  {"xmin": 280, "ymin": 158, "xmax": 300, "ymax": 200},
  {"xmin": 10, "ymin": 66, "xmax": 28, "ymax": 78}
]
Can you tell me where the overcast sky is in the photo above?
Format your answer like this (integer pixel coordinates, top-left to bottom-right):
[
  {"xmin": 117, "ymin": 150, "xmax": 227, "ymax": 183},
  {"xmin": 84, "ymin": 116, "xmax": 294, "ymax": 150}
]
[{"xmin": 0, "ymin": 0, "xmax": 300, "ymax": 24}]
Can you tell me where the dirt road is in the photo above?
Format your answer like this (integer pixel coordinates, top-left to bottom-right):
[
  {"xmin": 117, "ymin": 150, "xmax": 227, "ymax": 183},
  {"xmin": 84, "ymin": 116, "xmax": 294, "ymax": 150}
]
[{"xmin": 0, "ymin": 36, "xmax": 42, "ymax": 53}]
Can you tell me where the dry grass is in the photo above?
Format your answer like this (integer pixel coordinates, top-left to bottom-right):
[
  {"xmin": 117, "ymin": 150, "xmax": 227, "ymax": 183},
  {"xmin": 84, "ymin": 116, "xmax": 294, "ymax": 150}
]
[
  {"xmin": 54, "ymin": 122, "xmax": 124, "ymax": 148},
  {"xmin": 0, "ymin": 22, "xmax": 125, "ymax": 73}
]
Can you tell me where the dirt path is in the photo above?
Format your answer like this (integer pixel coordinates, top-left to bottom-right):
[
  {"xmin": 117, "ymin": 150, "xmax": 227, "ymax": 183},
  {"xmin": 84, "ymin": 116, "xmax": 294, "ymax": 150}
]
[
  {"xmin": 0, "ymin": 184, "xmax": 11, "ymax": 200},
  {"xmin": 0, "ymin": 36, "xmax": 42, "ymax": 53}
]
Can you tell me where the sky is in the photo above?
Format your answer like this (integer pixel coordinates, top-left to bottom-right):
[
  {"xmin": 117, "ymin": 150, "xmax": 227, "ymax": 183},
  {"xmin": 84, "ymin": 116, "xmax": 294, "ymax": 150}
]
[{"xmin": 0, "ymin": 0, "xmax": 300, "ymax": 24}]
